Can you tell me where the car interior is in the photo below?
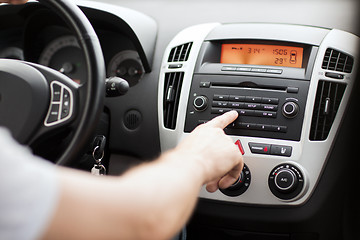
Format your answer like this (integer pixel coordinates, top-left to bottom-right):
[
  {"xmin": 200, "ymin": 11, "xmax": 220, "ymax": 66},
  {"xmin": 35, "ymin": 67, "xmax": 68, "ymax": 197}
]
[{"xmin": 0, "ymin": 0, "xmax": 359, "ymax": 239}]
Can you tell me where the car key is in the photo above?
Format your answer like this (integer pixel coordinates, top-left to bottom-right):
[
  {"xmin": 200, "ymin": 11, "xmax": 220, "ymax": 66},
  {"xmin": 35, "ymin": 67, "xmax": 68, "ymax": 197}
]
[
  {"xmin": 91, "ymin": 163, "xmax": 106, "ymax": 176},
  {"xmin": 91, "ymin": 142, "xmax": 106, "ymax": 176}
]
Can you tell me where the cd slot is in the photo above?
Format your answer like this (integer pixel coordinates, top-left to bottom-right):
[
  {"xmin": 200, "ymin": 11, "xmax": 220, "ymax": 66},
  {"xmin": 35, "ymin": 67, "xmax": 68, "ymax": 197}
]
[{"xmin": 211, "ymin": 81, "xmax": 288, "ymax": 92}]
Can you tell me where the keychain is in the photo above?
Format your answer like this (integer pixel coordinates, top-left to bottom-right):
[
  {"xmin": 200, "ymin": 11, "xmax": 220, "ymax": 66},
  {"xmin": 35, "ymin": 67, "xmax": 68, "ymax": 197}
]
[{"xmin": 91, "ymin": 146, "xmax": 106, "ymax": 175}]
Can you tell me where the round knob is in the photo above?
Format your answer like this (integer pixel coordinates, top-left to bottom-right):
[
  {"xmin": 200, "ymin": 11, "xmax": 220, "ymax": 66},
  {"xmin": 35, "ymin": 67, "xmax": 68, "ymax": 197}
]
[
  {"xmin": 268, "ymin": 164, "xmax": 305, "ymax": 200},
  {"xmin": 220, "ymin": 164, "xmax": 251, "ymax": 197},
  {"xmin": 274, "ymin": 169, "xmax": 298, "ymax": 193},
  {"xmin": 227, "ymin": 171, "xmax": 245, "ymax": 190},
  {"xmin": 282, "ymin": 101, "xmax": 299, "ymax": 118},
  {"xmin": 193, "ymin": 96, "xmax": 208, "ymax": 111}
]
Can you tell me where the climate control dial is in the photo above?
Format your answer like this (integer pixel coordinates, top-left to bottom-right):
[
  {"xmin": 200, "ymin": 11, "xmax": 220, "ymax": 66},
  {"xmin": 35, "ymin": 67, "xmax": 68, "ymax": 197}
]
[
  {"xmin": 220, "ymin": 164, "xmax": 251, "ymax": 197},
  {"xmin": 268, "ymin": 163, "xmax": 304, "ymax": 200}
]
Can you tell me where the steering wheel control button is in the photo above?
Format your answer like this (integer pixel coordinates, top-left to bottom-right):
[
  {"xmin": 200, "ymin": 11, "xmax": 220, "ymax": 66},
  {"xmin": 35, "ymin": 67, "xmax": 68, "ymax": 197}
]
[
  {"xmin": 193, "ymin": 95, "xmax": 208, "ymax": 111},
  {"xmin": 220, "ymin": 164, "xmax": 251, "ymax": 197},
  {"xmin": 52, "ymin": 84, "xmax": 62, "ymax": 101},
  {"xmin": 47, "ymin": 104, "xmax": 60, "ymax": 123},
  {"xmin": 282, "ymin": 101, "xmax": 299, "ymax": 118},
  {"xmin": 248, "ymin": 142, "xmax": 270, "ymax": 155},
  {"xmin": 45, "ymin": 81, "xmax": 73, "ymax": 126},
  {"xmin": 268, "ymin": 164, "xmax": 304, "ymax": 200}
]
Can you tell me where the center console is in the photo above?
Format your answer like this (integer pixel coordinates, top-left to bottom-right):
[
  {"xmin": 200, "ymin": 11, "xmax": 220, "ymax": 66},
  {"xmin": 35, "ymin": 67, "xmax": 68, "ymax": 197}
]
[{"xmin": 158, "ymin": 23, "xmax": 359, "ymax": 205}]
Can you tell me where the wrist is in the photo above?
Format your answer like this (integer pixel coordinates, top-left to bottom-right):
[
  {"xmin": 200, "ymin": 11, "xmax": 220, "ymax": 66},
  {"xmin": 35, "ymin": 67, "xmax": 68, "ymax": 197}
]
[{"xmin": 161, "ymin": 148, "xmax": 208, "ymax": 187}]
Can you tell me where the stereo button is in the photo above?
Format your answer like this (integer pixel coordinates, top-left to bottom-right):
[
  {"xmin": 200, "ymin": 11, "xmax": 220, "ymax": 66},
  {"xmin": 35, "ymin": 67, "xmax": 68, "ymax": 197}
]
[
  {"xmin": 237, "ymin": 109, "xmax": 254, "ymax": 116},
  {"xmin": 213, "ymin": 94, "xmax": 229, "ymax": 101},
  {"xmin": 229, "ymin": 95, "xmax": 245, "ymax": 101},
  {"xmin": 244, "ymin": 103, "xmax": 261, "ymax": 109},
  {"xmin": 239, "ymin": 123, "xmax": 257, "ymax": 130},
  {"xmin": 222, "ymin": 66, "xmax": 237, "ymax": 71},
  {"xmin": 258, "ymin": 111, "xmax": 277, "ymax": 118},
  {"xmin": 199, "ymin": 82, "xmax": 210, "ymax": 88},
  {"xmin": 211, "ymin": 108, "xmax": 230, "ymax": 114},
  {"xmin": 272, "ymin": 125, "xmax": 287, "ymax": 133},
  {"xmin": 229, "ymin": 102, "xmax": 243, "ymax": 108},
  {"xmin": 236, "ymin": 67, "xmax": 252, "ymax": 72},
  {"xmin": 246, "ymin": 96, "xmax": 262, "ymax": 103},
  {"xmin": 212, "ymin": 101, "xmax": 228, "ymax": 107},
  {"xmin": 266, "ymin": 69, "xmax": 283, "ymax": 74},
  {"xmin": 251, "ymin": 68, "xmax": 267, "ymax": 73},
  {"xmin": 262, "ymin": 97, "xmax": 279, "ymax": 104},
  {"xmin": 256, "ymin": 124, "xmax": 273, "ymax": 131},
  {"xmin": 261, "ymin": 104, "xmax": 278, "ymax": 111}
]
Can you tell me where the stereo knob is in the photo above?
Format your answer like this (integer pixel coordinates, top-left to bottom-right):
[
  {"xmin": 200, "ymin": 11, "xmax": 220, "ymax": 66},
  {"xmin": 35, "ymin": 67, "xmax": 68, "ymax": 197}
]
[
  {"xmin": 282, "ymin": 101, "xmax": 299, "ymax": 118},
  {"xmin": 193, "ymin": 96, "xmax": 208, "ymax": 111}
]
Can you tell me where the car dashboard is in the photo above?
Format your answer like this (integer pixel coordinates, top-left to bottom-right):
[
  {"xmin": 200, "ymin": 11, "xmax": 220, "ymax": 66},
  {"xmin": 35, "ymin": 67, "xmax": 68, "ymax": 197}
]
[
  {"xmin": 0, "ymin": 0, "xmax": 359, "ymax": 239},
  {"xmin": 0, "ymin": 1, "xmax": 155, "ymax": 85}
]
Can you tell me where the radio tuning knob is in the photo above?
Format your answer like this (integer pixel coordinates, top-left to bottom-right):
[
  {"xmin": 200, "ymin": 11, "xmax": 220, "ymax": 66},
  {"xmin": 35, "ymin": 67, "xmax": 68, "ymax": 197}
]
[
  {"xmin": 193, "ymin": 96, "xmax": 208, "ymax": 111},
  {"xmin": 282, "ymin": 101, "xmax": 299, "ymax": 118}
]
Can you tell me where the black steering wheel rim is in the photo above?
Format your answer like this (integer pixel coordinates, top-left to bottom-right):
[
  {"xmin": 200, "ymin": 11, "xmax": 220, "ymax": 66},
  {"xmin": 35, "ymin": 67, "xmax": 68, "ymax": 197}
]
[{"xmin": 38, "ymin": 0, "xmax": 105, "ymax": 166}]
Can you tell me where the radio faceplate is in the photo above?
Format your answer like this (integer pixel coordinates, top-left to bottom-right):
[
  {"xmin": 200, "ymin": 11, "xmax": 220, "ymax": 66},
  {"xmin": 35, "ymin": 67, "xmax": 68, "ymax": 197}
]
[{"xmin": 184, "ymin": 75, "xmax": 309, "ymax": 141}]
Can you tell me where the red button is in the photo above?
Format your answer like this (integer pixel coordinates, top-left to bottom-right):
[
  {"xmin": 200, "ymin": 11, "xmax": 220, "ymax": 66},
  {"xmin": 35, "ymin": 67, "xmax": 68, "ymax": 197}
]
[{"xmin": 235, "ymin": 139, "xmax": 245, "ymax": 155}]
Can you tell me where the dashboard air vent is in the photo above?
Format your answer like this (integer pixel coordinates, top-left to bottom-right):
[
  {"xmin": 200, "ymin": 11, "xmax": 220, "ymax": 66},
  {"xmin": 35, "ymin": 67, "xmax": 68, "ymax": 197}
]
[
  {"xmin": 168, "ymin": 42, "xmax": 193, "ymax": 62},
  {"xmin": 163, "ymin": 72, "xmax": 184, "ymax": 129},
  {"xmin": 322, "ymin": 48, "xmax": 354, "ymax": 73},
  {"xmin": 310, "ymin": 80, "xmax": 346, "ymax": 141}
]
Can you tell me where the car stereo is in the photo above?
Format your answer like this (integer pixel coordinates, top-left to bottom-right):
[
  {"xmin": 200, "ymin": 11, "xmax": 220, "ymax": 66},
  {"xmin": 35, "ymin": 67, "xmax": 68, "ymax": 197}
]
[{"xmin": 183, "ymin": 39, "xmax": 317, "ymax": 141}]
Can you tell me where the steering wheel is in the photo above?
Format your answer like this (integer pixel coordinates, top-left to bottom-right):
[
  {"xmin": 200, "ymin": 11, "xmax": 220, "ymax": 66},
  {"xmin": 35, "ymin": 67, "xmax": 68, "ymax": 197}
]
[{"xmin": 0, "ymin": 0, "xmax": 105, "ymax": 166}]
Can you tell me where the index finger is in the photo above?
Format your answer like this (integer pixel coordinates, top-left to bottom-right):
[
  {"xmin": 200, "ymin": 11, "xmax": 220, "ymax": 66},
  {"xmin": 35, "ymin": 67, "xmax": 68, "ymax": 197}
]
[{"xmin": 205, "ymin": 110, "xmax": 238, "ymax": 129}]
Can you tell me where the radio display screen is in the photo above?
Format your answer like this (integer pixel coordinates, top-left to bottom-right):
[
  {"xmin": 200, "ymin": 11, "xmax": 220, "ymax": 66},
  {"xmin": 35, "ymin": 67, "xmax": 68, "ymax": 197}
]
[{"xmin": 220, "ymin": 43, "xmax": 304, "ymax": 68}]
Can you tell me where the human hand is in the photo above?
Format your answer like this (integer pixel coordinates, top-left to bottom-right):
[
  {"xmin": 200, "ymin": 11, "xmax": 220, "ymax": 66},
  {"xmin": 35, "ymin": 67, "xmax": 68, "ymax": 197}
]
[
  {"xmin": 0, "ymin": 0, "xmax": 27, "ymax": 4},
  {"xmin": 175, "ymin": 110, "xmax": 244, "ymax": 193}
]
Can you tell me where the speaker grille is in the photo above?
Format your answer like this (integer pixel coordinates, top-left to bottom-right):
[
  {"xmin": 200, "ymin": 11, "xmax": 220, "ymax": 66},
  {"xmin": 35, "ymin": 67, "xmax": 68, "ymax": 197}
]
[{"xmin": 124, "ymin": 110, "xmax": 142, "ymax": 130}]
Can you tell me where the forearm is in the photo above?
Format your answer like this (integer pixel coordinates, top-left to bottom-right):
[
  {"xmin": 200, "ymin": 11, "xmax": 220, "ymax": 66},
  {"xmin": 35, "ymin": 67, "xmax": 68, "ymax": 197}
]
[
  {"xmin": 114, "ymin": 149, "xmax": 206, "ymax": 239},
  {"xmin": 42, "ymin": 111, "xmax": 242, "ymax": 240},
  {"xmin": 43, "ymin": 149, "xmax": 206, "ymax": 240}
]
